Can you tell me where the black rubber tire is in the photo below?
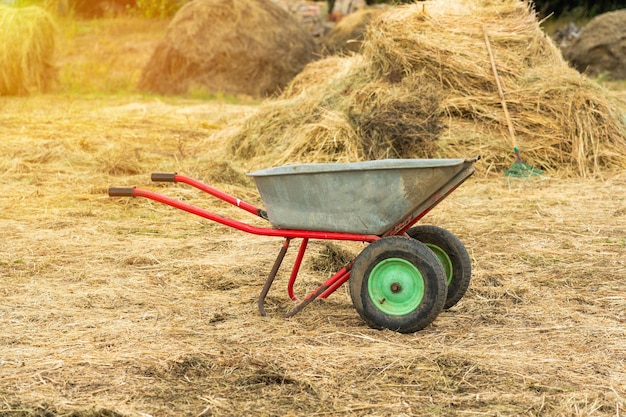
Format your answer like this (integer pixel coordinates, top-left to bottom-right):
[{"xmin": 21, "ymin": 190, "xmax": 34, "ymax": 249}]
[
  {"xmin": 406, "ymin": 225, "xmax": 471, "ymax": 309},
  {"xmin": 349, "ymin": 236, "xmax": 447, "ymax": 333}
]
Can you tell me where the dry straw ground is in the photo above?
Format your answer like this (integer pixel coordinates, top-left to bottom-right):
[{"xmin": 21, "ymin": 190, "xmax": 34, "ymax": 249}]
[{"xmin": 1, "ymin": 6, "xmax": 625, "ymax": 417}]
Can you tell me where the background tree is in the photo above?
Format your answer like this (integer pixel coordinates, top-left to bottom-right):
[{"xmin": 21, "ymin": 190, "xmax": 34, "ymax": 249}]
[{"xmin": 532, "ymin": 0, "xmax": 626, "ymax": 18}]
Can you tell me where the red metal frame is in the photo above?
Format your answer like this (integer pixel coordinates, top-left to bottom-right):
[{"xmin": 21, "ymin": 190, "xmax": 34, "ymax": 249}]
[
  {"xmin": 110, "ymin": 165, "xmax": 474, "ymax": 318},
  {"xmin": 131, "ymin": 187, "xmax": 380, "ymax": 242}
]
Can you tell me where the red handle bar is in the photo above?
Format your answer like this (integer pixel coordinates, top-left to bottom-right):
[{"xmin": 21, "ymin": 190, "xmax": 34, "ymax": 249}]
[{"xmin": 151, "ymin": 173, "xmax": 268, "ymax": 220}]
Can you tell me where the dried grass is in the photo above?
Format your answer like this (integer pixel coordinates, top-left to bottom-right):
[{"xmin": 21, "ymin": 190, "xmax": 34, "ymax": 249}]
[
  {"xmin": 366, "ymin": 0, "xmax": 626, "ymax": 177},
  {"xmin": 0, "ymin": 4, "xmax": 57, "ymax": 95},
  {"xmin": 1, "ymin": 96, "xmax": 624, "ymax": 415},
  {"xmin": 0, "ymin": 16, "xmax": 625, "ymax": 417},
  {"xmin": 221, "ymin": 0, "xmax": 626, "ymax": 177}
]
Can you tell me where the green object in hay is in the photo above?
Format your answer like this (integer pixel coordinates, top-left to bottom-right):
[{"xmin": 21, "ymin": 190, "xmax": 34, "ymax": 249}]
[{"xmin": 505, "ymin": 147, "xmax": 543, "ymax": 177}]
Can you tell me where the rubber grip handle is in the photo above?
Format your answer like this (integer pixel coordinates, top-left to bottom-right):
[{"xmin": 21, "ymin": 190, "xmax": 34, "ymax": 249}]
[
  {"xmin": 151, "ymin": 173, "xmax": 177, "ymax": 182},
  {"xmin": 108, "ymin": 187, "xmax": 135, "ymax": 197}
]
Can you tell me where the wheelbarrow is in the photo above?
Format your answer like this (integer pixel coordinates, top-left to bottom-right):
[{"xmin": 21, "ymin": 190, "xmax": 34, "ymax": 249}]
[{"xmin": 108, "ymin": 156, "xmax": 480, "ymax": 333}]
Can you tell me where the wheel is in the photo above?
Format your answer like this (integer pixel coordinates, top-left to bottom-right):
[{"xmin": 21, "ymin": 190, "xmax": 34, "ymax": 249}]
[
  {"xmin": 406, "ymin": 225, "xmax": 471, "ymax": 309},
  {"xmin": 349, "ymin": 236, "xmax": 447, "ymax": 333}
]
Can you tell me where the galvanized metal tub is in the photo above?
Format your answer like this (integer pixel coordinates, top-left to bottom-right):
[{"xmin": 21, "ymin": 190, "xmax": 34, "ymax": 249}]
[{"xmin": 248, "ymin": 158, "xmax": 476, "ymax": 235}]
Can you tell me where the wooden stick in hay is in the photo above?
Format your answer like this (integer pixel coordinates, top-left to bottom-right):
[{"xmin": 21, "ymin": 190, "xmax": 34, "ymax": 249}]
[{"xmin": 482, "ymin": 25, "xmax": 542, "ymax": 178}]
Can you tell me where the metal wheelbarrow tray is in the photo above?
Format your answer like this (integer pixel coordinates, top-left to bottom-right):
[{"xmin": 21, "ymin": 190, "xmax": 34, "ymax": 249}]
[{"xmin": 109, "ymin": 156, "xmax": 480, "ymax": 333}]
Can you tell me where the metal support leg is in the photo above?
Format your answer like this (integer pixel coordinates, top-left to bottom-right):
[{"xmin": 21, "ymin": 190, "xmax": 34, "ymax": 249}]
[{"xmin": 258, "ymin": 238, "xmax": 290, "ymax": 317}]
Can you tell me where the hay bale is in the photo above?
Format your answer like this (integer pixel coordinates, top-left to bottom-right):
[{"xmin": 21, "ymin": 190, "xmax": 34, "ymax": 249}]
[
  {"xmin": 322, "ymin": 7, "xmax": 384, "ymax": 55},
  {"xmin": 0, "ymin": 5, "xmax": 57, "ymax": 95},
  {"xmin": 137, "ymin": 0, "xmax": 316, "ymax": 98},
  {"xmin": 221, "ymin": 0, "xmax": 626, "ymax": 176}
]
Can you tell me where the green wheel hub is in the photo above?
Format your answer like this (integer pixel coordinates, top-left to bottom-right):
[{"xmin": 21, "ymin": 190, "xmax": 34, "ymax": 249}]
[
  {"xmin": 426, "ymin": 243, "xmax": 453, "ymax": 285},
  {"xmin": 367, "ymin": 258, "xmax": 424, "ymax": 316}
]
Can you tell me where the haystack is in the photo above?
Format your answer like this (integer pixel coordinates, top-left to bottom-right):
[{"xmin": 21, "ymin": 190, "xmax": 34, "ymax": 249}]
[
  {"xmin": 137, "ymin": 0, "xmax": 315, "ymax": 98},
  {"xmin": 221, "ymin": 0, "xmax": 626, "ymax": 177},
  {"xmin": 0, "ymin": 5, "xmax": 57, "ymax": 95}
]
